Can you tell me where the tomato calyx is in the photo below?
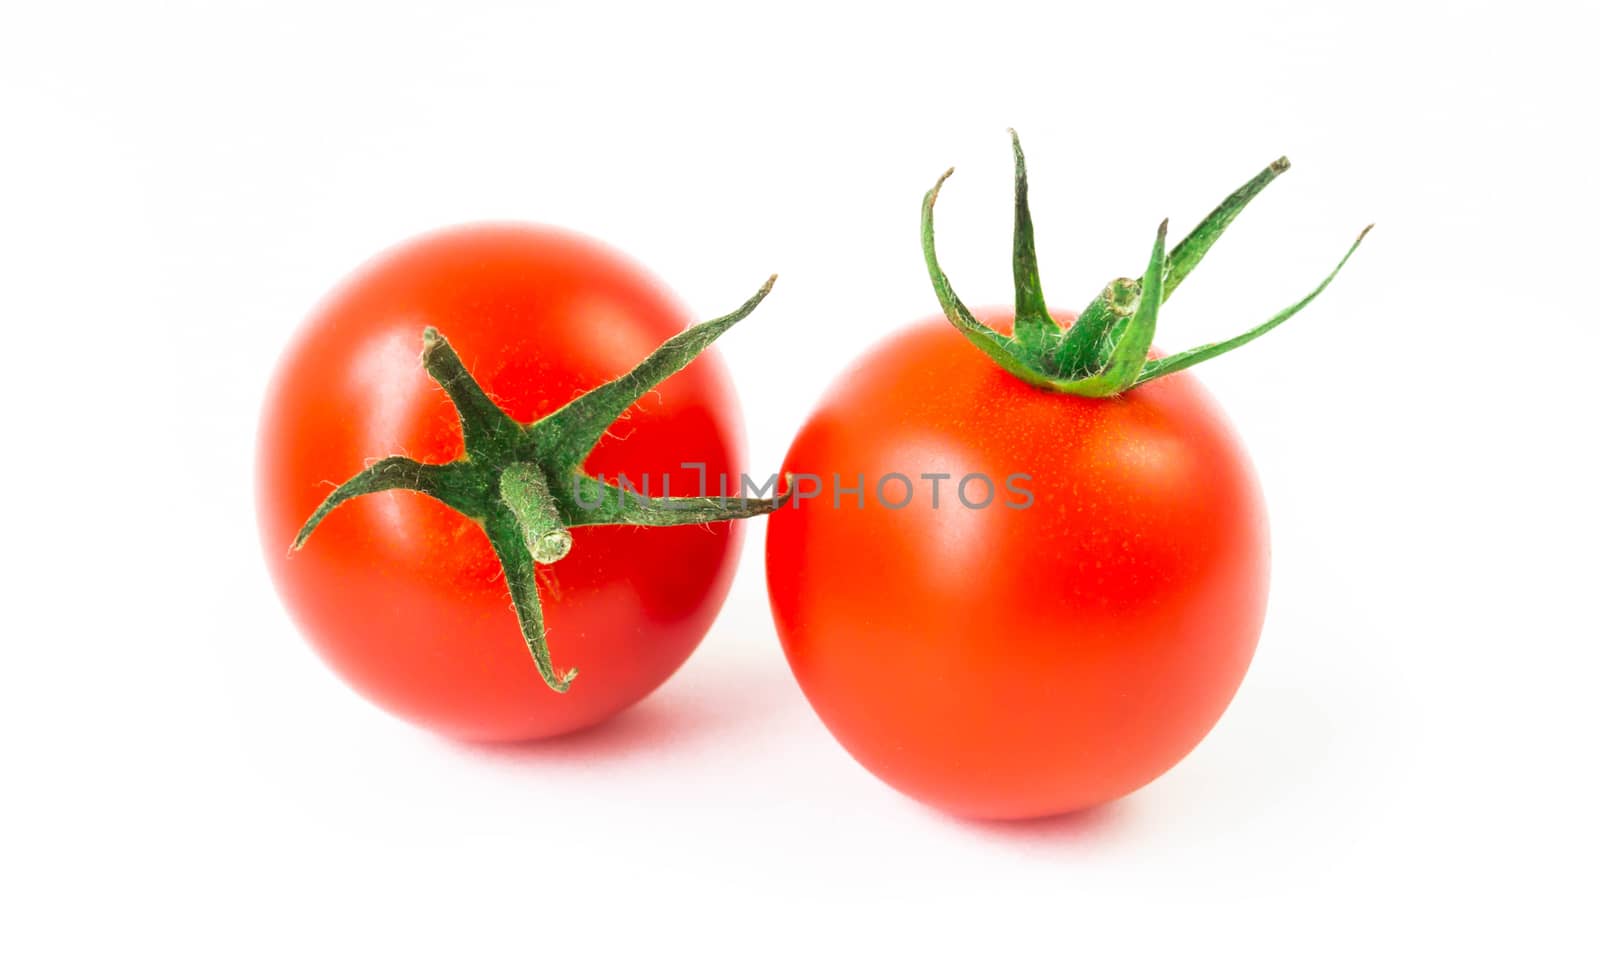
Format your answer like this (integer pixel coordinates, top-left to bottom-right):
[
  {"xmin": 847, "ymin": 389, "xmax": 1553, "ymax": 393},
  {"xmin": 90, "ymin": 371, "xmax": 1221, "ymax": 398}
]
[
  {"xmin": 920, "ymin": 130, "xmax": 1372, "ymax": 397},
  {"xmin": 289, "ymin": 276, "xmax": 787, "ymax": 693}
]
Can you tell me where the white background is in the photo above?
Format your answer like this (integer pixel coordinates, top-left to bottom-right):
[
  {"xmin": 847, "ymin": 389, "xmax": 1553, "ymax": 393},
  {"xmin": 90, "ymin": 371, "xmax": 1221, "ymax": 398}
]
[{"xmin": 4, "ymin": 1, "xmax": 1596, "ymax": 967}]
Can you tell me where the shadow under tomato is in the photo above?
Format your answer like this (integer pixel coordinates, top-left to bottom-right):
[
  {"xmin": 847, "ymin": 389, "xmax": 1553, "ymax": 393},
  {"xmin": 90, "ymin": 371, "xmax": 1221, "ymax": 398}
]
[
  {"xmin": 450, "ymin": 649, "xmax": 796, "ymax": 767},
  {"xmin": 933, "ymin": 799, "xmax": 1131, "ymax": 846}
]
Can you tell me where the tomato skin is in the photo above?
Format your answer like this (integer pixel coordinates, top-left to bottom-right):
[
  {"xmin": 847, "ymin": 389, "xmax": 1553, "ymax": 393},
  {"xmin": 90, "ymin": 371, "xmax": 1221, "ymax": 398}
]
[
  {"xmin": 765, "ymin": 313, "xmax": 1269, "ymax": 819},
  {"xmin": 257, "ymin": 224, "xmax": 744, "ymax": 741}
]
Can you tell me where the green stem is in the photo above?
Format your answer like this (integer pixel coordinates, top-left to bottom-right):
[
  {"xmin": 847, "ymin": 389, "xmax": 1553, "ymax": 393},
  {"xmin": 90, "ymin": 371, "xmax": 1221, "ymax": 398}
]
[
  {"xmin": 500, "ymin": 463, "xmax": 572, "ymax": 565},
  {"xmin": 1049, "ymin": 221, "xmax": 1167, "ymax": 397},
  {"xmin": 1050, "ymin": 276, "xmax": 1138, "ymax": 376}
]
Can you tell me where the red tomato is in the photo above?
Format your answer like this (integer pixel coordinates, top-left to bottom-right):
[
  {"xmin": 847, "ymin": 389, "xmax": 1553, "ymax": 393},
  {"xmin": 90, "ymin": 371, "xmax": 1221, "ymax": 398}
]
[
  {"xmin": 257, "ymin": 225, "xmax": 746, "ymax": 741},
  {"xmin": 765, "ymin": 312, "xmax": 1269, "ymax": 819}
]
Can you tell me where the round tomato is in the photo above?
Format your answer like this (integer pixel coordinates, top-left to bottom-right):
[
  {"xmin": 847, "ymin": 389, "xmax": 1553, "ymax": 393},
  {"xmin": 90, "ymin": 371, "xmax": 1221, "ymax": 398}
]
[
  {"xmin": 765, "ymin": 133, "xmax": 1366, "ymax": 818},
  {"xmin": 257, "ymin": 224, "xmax": 760, "ymax": 741},
  {"xmin": 765, "ymin": 314, "xmax": 1269, "ymax": 819}
]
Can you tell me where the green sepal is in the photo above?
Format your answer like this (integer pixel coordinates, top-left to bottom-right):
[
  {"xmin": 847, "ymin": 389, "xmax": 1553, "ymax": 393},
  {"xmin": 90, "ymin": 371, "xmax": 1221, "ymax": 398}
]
[
  {"xmin": 289, "ymin": 279, "xmax": 781, "ymax": 693},
  {"xmin": 920, "ymin": 131, "xmax": 1370, "ymax": 398},
  {"xmin": 421, "ymin": 328, "xmax": 523, "ymax": 459},
  {"xmin": 291, "ymin": 458, "xmax": 486, "ymax": 550},
  {"xmin": 921, "ymin": 168, "xmax": 1060, "ymax": 388},
  {"xmin": 1008, "ymin": 129, "xmax": 1057, "ymax": 356},
  {"xmin": 564, "ymin": 474, "xmax": 788, "ymax": 528},
  {"xmin": 483, "ymin": 505, "xmax": 576, "ymax": 692},
  {"xmin": 535, "ymin": 276, "xmax": 776, "ymax": 472},
  {"xmin": 1048, "ymin": 157, "xmax": 1291, "ymax": 379},
  {"xmin": 1164, "ymin": 157, "xmax": 1290, "ymax": 299},
  {"xmin": 1133, "ymin": 224, "xmax": 1371, "ymax": 387}
]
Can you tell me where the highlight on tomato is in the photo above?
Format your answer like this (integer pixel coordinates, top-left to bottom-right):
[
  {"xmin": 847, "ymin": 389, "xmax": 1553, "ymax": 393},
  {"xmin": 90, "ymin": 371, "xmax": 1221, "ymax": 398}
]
[
  {"xmin": 257, "ymin": 224, "xmax": 781, "ymax": 741},
  {"xmin": 765, "ymin": 132, "xmax": 1370, "ymax": 820}
]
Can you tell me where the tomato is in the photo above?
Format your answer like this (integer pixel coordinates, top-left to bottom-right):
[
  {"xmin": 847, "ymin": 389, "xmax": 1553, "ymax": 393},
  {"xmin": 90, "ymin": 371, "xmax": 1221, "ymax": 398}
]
[
  {"xmin": 257, "ymin": 224, "xmax": 769, "ymax": 741},
  {"xmin": 764, "ymin": 132, "xmax": 1365, "ymax": 818},
  {"xmin": 765, "ymin": 314, "xmax": 1268, "ymax": 819}
]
